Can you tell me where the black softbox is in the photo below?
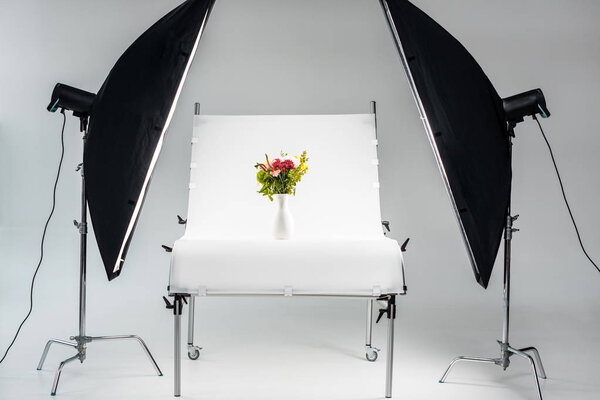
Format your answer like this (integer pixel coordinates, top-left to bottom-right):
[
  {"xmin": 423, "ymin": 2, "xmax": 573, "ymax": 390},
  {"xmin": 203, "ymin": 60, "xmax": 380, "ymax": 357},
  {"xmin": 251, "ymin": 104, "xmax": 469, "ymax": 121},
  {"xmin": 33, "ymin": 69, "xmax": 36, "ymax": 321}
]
[
  {"xmin": 381, "ymin": 0, "xmax": 512, "ymax": 288},
  {"xmin": 85, "ymin": 0, "xmax": 216, "ymax": 280}
]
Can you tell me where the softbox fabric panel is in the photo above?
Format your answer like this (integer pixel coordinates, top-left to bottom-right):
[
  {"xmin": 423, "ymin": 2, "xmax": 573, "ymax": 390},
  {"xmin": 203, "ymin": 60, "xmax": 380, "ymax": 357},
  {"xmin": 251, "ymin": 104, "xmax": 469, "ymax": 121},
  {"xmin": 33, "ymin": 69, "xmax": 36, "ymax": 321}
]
[
  {"xmin": 85, "ymin": 0, "xmax": 215, "ymax": 280},
  {"xmin": 382, "ymin": 0, "xmax": 511, "ymax": 288}
]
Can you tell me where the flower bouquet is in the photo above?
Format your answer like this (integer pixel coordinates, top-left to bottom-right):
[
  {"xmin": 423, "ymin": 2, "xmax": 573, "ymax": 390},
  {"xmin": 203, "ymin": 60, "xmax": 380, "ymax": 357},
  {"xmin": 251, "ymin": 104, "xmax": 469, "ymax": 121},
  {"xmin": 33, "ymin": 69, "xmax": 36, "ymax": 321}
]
[
  {"xmin": 254, "ymin": 151, "xmax": 308, "ymax": 201},
  {"xmin": 254, "ymin": 151, "xmax": 308, "ymax": 239}
]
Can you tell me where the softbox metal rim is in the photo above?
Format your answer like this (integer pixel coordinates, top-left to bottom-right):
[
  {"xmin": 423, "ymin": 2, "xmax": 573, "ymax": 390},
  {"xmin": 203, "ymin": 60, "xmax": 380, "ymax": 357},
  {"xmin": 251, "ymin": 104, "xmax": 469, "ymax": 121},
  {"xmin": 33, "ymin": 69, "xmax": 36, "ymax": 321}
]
[{"xmin": 379, "ymin": 0, "xmax": 480, "ymax": 280}]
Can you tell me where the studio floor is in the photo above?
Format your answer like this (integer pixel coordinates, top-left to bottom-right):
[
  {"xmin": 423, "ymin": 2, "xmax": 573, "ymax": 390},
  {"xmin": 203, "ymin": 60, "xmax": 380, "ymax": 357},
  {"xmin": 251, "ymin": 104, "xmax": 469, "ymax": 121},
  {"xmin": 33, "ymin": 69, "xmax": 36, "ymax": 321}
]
[{"xmin": 0, "ymin": 298, "xmax": 598, "ymax": 400}]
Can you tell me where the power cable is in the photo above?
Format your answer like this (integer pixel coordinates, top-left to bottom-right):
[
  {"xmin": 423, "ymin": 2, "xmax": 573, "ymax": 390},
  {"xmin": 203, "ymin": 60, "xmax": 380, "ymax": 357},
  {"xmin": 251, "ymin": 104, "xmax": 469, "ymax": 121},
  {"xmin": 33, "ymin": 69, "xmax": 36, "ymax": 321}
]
[{"xmin": 0, "ymin": 110, "xmax": 67, "ymax": 364}]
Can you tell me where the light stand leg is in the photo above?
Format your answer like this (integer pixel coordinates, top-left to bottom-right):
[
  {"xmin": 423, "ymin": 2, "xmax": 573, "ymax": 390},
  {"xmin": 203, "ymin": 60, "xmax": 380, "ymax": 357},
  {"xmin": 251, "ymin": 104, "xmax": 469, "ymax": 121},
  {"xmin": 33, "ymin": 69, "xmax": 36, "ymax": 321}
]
[
  {"xmin": 439, "ymin": 356, "xmax": 498, "ymax": 383},
  {"xmin": 51, "ymin": 354, "xmax": 80, "ymax": 396},
  {"xmin": 384, "ymin": 296, "xmax": 396, "ymax": 398},
  {"xmin": 37, "ymin": 340, "xmax": 77, "ymax": 371},
  {"xmin": 519, "ymin": 346, "xmax": 547, "ymax": 379},
  {"xmin": 508, "ymin": 347, "xmax": 543, "ymax": 400},
  {"xmin": 89, "ymin": 335, "xmax": 162, "ymax": 375}
]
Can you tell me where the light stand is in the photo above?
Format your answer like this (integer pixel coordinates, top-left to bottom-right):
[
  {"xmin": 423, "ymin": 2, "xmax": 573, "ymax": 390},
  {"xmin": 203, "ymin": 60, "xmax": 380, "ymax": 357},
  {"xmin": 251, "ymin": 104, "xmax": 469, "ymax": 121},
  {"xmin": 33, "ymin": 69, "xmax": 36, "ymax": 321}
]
[
  {"xmin": 36, "ymin": 113, "xmax": 162, "ymax": 396},
  {"xmin": 378, "ymin": 0, "xmax": 551, "ymax": 396},
  {"xmin": 439, "ymin": 122, "xmax": 547, "ymax": 400}
]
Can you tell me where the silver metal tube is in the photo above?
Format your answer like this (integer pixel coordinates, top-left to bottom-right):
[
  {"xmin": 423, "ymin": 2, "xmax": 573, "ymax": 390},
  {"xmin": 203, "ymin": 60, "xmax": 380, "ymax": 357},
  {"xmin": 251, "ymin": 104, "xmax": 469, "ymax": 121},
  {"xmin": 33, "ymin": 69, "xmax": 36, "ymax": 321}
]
[
  {"xmin": 528, "ymin": 360, "xmax": 543, "ymax": 400},
  {"xmin": 502, "ymin": 135, "xmax": 513, "ymax": 346},
  {"xmin": 519, "ymin": 346, "xmax": 547, "ymax": 379},
  {"xmin": 79, "ymin": 137, "xmax": 87, "ymax": 338},
  {"xmin": 439, "ymin": 356, "xmax": 497, "ymax": 383},
  {"xmin": 502, "ymin": 225, "xmax": 511, "ymax": 344},
  {"xmin": 174, "ymin": 313, "xmax": 181, "ymax": 397},
  {"xmin": 51, "ymin": 354, "xmax": 80, "ymax": 396},
  {"xmin": 37, "ymin": 339, "xmax": 77, "ymax": 370},
  {"xmin": 194, "ymin": 102, "xmax": 201, "ymax": 116},
  {"xmin": 508, "ymin": 347, "xmax": 543, "ymax": 400},
  {"xmin": 366, "ymin": 299, "xmax": 373, "ymax": 346},
  {"xmin": 167, "ymin": 291, "xmax": 402, "ymax": 298},
  {"xmin": 188, "ymin": 296, "xmax": 195, "ymax": 345},
  {"xmin": 385, "ymin": 303, "xmax": 395, "ymax": 398},
  {"xmin": 502, "ymin": 213, "xmax": 512, "ymax": 345},
  {"xmin": 371, "ymin": 100, "xmax": 379, "ymax": 148},
  {"xmin": 400, "ymin": 259, "xmax": 407, "ymax": 295},
  {"xmin": 90, "ymin": 335, "xmax": 162, "ymax": 376}
]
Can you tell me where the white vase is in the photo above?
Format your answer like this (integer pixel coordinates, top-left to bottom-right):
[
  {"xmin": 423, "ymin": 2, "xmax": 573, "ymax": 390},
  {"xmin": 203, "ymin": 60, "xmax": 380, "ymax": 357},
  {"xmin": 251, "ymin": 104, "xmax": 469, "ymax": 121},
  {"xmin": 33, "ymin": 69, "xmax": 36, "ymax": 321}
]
[{"xmin": 272, "ymin": 194, "xmax": 294, "ymax": 240}]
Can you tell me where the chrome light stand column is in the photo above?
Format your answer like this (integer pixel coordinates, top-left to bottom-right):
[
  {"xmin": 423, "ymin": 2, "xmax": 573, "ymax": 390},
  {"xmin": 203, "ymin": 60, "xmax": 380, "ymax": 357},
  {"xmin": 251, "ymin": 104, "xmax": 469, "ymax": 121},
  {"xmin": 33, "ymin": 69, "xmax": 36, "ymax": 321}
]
[
  {"xmin": 36, "ymin": 116, "xmax": 162, "ymax": 396},
  {"xmin": 439, "ymin": 134, "xmax": 546, "ymax": 400}
]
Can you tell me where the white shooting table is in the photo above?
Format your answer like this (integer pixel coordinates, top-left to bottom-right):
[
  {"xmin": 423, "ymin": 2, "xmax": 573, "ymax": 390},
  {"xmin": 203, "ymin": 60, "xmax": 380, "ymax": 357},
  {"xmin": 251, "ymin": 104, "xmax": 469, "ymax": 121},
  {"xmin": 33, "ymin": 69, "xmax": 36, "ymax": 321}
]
[{"xmin": 166, "ymin": 107, "xmax": 407, "ymax": 398}]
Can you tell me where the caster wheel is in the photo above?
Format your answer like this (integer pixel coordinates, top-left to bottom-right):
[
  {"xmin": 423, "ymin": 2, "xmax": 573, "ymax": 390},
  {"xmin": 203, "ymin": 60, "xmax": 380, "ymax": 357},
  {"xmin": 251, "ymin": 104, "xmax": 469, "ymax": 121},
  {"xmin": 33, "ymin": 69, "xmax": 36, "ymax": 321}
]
[
  {"xmin": 187, "ymin": 346, "xmax": 201, "ymax": 360},
  {"xmin": 366, "ymin": 349, "xmax": 378, "ymax": 362}
]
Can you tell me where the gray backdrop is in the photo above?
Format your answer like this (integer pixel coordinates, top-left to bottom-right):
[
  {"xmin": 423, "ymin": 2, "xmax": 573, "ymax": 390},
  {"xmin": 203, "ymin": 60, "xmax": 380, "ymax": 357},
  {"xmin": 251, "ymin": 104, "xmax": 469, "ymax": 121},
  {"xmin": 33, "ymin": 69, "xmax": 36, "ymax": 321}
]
[{"xmin": 1, "ymin": 1, "xmax": 599, "ymax": 397}]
